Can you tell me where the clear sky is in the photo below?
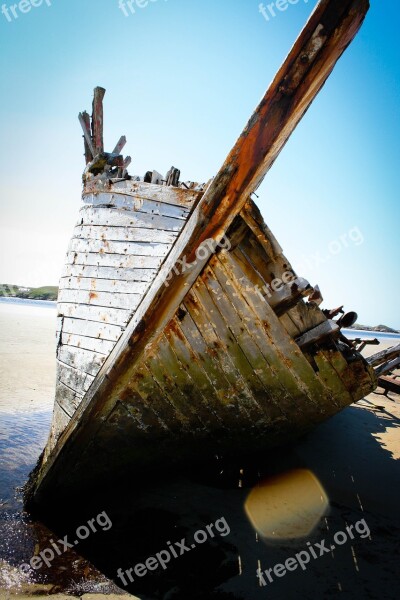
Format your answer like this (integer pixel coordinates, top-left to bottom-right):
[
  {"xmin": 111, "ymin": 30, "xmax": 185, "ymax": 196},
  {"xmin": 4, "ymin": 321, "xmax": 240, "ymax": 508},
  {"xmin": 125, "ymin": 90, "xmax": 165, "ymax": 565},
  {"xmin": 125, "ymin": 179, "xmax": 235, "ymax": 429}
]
[{"xmin": 0, "ymin": 0, "xmax": 399, "ymax": 328}]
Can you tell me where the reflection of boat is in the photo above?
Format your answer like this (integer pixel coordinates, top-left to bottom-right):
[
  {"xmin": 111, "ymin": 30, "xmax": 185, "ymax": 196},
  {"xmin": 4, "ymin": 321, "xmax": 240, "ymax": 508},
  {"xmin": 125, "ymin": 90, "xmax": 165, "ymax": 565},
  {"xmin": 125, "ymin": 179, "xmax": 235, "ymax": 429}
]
[{"xmin": 28, "ymin": 0, "xmax": 396, "ymax": 507}]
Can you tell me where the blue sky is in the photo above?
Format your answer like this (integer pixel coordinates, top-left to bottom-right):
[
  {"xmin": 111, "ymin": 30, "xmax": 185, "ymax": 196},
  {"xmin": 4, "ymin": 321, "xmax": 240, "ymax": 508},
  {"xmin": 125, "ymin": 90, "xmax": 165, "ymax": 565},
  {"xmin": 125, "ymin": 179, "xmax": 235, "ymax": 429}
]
[{"xmin": 0, "ymin": 0, "xmax": 399, "ymax": 328}]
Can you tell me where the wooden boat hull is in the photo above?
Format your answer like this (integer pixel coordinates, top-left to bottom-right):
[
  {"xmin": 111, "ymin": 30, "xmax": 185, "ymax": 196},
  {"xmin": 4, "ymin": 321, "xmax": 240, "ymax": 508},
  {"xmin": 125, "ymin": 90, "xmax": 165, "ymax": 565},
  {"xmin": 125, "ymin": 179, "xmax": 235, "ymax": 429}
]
[
  {"xmin": 26, "ymin": 0, "xmax": 377, "ymax": 508},
  {"xmin": 31, "ymin": 189, "xmax": 376, "ymax": 504}
]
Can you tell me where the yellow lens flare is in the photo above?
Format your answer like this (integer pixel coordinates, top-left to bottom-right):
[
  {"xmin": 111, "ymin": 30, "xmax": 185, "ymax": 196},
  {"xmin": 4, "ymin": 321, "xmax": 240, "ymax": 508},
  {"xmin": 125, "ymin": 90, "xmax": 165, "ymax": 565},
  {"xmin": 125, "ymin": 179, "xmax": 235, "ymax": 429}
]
[{"xmin": 245, "ymin": 469, "xmax": 328, "ymax": 541}]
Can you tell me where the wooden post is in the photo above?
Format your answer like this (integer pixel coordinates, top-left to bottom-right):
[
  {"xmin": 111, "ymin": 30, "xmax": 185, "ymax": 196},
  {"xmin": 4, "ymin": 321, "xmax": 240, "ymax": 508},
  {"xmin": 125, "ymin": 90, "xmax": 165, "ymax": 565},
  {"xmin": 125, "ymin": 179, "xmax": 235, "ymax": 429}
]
[
  {"xmin": 78, "ymin": 111, "xmax": 94, "ymax": 164},
  {"xmin": 112, "ymin": 135, "xmax": 127, "ymax": 155},
  {"xmin": 92, "ymin": 87, "xmax": 106, "ymax": 157}
]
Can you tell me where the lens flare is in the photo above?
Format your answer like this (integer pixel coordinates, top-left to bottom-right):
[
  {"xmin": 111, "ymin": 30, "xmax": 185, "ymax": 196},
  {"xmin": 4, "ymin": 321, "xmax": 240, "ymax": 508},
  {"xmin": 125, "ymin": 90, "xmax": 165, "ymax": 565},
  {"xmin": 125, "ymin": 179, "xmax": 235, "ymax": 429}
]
[{"xmin": 245, "ymin": 469, "xmax": 328, "ymax": 540}]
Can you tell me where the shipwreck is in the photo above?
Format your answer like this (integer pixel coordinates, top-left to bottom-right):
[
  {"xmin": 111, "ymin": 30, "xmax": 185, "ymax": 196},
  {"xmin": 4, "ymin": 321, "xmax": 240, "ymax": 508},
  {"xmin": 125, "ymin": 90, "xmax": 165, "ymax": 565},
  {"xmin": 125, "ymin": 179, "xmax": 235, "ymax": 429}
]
[{"xmin": 27, "ymin": 0, "xmax": 399, "ymax": 508}]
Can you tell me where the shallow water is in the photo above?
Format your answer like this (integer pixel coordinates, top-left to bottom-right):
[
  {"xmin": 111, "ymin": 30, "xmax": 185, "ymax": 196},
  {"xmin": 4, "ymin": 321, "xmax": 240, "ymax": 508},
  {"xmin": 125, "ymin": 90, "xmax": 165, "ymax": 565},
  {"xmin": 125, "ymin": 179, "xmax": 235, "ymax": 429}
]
[
  {"xmin": 0, "ymin": 299, "xmax": 399, "ymax": 598},
  {"xmin": 0, "ymin": 300, "xmax": 119, "ymax": 592}
]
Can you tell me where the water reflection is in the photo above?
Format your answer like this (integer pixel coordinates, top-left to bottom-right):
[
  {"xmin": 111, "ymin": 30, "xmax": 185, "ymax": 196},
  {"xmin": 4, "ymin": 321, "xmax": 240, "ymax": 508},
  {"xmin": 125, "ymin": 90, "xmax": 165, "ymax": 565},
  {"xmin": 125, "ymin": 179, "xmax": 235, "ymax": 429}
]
[{"xmin": 245, "ymin": 469, "xmax": 328, "ymax": 541}]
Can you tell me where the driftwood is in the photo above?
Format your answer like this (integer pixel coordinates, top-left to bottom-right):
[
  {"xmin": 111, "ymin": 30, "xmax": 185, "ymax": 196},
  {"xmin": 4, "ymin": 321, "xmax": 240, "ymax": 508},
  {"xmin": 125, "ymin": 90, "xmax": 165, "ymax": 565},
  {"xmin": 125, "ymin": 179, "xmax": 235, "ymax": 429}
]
[
  {"xmin": 375, "ymin": 356, "xmax": 400, "ymax": 377},
  {"xmin": 367, "ymin": 344, "xmax": 400, "ymax": 368}
]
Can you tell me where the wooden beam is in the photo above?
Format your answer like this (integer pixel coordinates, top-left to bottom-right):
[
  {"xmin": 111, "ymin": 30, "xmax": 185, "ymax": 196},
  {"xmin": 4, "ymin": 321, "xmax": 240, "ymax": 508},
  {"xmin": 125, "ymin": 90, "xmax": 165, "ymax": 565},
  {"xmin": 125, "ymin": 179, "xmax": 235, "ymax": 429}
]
[
  {"xmin": 92, "ymin": 87, "xmax": 106, "ymax": 156},
  {"xmin": 375, "ymin": 356, "xmax": 400, "ymax": 377},
  {"xmin": 78, "ymin": 111, "xmax": 94, "ymax": 163},
  {"xmin": 367, "ymin": 344, "xmax": 400, "ymax": 368},
  {"xmin": 185, "ymin": 0, "xmax": 370, "ymax": 257},
  {"xmin": 113, "ymin": 135, "xmax": 127, "ymax": 155},
  {"xmin": 377, "ymin": 375, "xmax": 400, "ymax": 395},
  {"xmin": 295, "ymin": 320, "xmax": 340, "ymax": 349}
]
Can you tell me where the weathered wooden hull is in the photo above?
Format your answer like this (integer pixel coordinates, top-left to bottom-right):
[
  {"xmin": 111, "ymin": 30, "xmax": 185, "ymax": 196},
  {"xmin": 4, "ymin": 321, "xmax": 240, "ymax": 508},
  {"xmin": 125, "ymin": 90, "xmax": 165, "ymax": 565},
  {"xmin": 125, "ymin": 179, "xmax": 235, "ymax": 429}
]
[
  {"xmin": 27, "ymin": 0, "xmax": 377, "ymax": 507},
  {"xmin": 47, "ymin": 180, "xmax": 202, "ymax": 458},
  {"xmin": 32, "ymin": 187, "xmax": 376, "ymax": 503}
]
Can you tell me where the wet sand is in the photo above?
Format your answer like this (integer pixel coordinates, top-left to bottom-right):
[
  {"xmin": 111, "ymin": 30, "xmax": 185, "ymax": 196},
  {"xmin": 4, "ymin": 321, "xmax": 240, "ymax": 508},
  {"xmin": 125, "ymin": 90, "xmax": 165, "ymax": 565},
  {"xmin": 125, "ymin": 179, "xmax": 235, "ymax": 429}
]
[
  {"xmin": 0, "ymin": 300, "xmax": 399, "ymax": 598},
  {"xmin": 0, "ymin": 301, "xmax": 56, "ymax": 413}
]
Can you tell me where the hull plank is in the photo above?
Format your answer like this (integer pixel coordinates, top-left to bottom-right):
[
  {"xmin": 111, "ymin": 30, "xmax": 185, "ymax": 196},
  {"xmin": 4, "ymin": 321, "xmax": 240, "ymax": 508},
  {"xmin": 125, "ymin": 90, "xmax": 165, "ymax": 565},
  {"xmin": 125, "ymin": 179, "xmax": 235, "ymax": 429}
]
[
  {"xmin": 61, "ymin": 264, "xmax": 158, "ymax": 282},
  {"xmin": 65, "ymin": 251, "xmax": 164, "ymax": 270},
  {"xmin": 58, "ymin": 289, "xmax": 142, "ymax": 311},
  {"xmin": 60, "ymin": 333, "xmax": 115, "ymax": 356},
  {"xmin": 79, "ymin": 206, "xmax": 187, "ymax": 231},
  {"xmin": 73, "ymin": 225, "xmax": 178, "ymax": 244},
  {"xmin": 83, "ymin": 193, "xmax": 191, "ymax": 221},
  {"xmin": 56, "ymin": 361, "xmax": 95, "ymax": 394},
  {"xmin": 57, "ymin": 316, "xmax": 123, "ymax": 342},
  {"xmin": 57, "ymin": 303, "xmax": 132, "ymax": 326},
  {"xmin": 58, "ymin": 277, "xmax": 149, "ymax": 296},
  {"xmin": 68, "ymin": 238, "xmax": 172, "ymax": 257}
]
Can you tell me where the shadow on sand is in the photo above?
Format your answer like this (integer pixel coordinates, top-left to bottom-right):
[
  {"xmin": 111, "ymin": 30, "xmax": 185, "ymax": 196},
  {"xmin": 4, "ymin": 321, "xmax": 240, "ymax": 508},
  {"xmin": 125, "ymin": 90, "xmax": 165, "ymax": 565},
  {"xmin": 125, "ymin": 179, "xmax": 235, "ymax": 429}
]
[{"xmin": 20, "ymin": 397, "xmax": 400, "ymax": 599}]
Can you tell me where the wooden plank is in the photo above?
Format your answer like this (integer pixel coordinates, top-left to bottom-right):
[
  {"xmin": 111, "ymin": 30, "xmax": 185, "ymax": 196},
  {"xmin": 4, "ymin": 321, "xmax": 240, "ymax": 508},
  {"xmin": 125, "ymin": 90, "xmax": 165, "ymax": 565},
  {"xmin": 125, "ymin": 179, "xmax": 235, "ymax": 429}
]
[
  {"xmin": 211, "ymin": 257, "xmax": 314, "ymax": 422},
  {"xmin": 47, "ymin": 403, "xmax": 71, "ymax": 450},
  {"xmin": 112, "ymin": 135, "xmax": 126, "ymax": 155},
  {"xmin": 238, "ymin": 233, "xmax": 275, "ymax": 282},
  {"xmin": 312, "ymin": 351, "xmax": 351, "ymax": 409},
  {"xmin": 295, "ymin": 321, "xmax": 340, "ymax": 349},
  {"xmin": 60, "ymin": 332, "xmax": 115, "ymax": 356},
  {"xmin": 146, "ymin": 335, "xmax": 209, "ymax": 430},
  {"xmin": 79, "ymin": 206, "xmax": 185, "ymax": 232},
  {"xmin": 65, "ymin": 251, "xmax": 164, "ymax": 270},
  {"xmin": 68, "ymin": 237, "xmax": 171, "ymax": 258},
  {"xmin": 57, "ymin": 303, "xmax": 132, "ymax": 326},
  {"xmin": 61, "ymin": 264, "xmax": 157, "ymax": 282},
  {"xmin": 83, "ymin": 192, "xmax": 190, "ymax": 220},
  {"xmin": 279, "ymin": 313, "xmax": 303, "ymax": 337},
  {"xmin": 233, "ymin": 244, "xmax": 304, "ymax": 321},
  {"xmin": 375, "ymin": 356, "xmax": 400, "ymax": 377},
  {"xmin": 58, "ymin": 288, "xmax": 142, "ymax": 311},
  {"xmin": 164, "ymin": 318, "xmax": 227, "ymax": 428},
  {"xmin": 57, "ymin": 316, "xmax": 122, "ymax": 342},
  {"xmin": 367, "ymin": 344, "xmax": 400, "ymax": 367},
  {"xmin": 216, "ymin": 252, "xmax": 327, "ymax": 413},
  {"xmin": 286, "ymin": 302, "xmax": 326, "ymax": 336},
  {"xmin": 83, "ymin": 179, "xmax": 201, "ymax": 208},
  {"xmin": 184, "ymin": 287, "xmax": 255, "ymax": 423},
  {"xmin": 55, "ymin": 380, "xmax": 84, "ymax": 418},
  {"xmin": 204, "ymin": 264, "xmax": 288, "ymax": 422},
  {"xmin": 59, "ymin": 276, "xmax": 149, "ymax": 296},
  {"xmin": 127, "ymin": 362, "xmax": 185, "ymax": 431},
  {"xmin": 78, "ymin": 111, "xmax": 94, "ymax": 163},
  {"xmin": 58, "ymin": 345, "xmax": 106, "ymax": 377},
  {"xmin": 57, "ymin": 360, "xmax": 95, "ymax": 394},
  {"xmin": 164, "ymin": 325, "xmax": 226, "ymax": 428},
  {"xmin": 96, "ymin": 400, "xmax": 166, "ymax": 450},
  {"xmin": 177, "ymin": 310, "xmax": 245, "ymax": 428},
  {"xmin": 73, "ymin": 225, "xmax": 178, "ymax": 244},
  {"xmin": 191, "ymin": 280, "xmax": 270, "ymax": 423},
  {"xmin": 240, "ymin": 200, "xmax": 283, "ymax": 260},
  {"xmin": 92, "ymin": 86, "xmax": 105, "ymax": 156}
]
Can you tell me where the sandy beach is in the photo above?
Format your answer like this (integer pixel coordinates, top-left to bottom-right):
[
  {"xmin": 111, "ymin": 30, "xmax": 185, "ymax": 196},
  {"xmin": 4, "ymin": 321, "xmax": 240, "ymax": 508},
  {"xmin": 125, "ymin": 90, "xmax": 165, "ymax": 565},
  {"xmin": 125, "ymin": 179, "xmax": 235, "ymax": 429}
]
[{"xmin": 0, "ymin": 301, "xmax": 56, "ymax": 414}]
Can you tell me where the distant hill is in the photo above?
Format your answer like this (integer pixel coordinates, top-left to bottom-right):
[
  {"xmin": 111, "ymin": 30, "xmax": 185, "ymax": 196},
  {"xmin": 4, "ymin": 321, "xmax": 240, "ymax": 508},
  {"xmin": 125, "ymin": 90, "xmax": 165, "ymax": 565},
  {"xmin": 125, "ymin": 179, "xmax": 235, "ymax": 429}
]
[
  {"xmin": 0, "ymin": 284, "xmax": 58, "ymax": 301},
  {"xmin": 350, "ymin": 323, "xmax": 400, "ymax": 334}
]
